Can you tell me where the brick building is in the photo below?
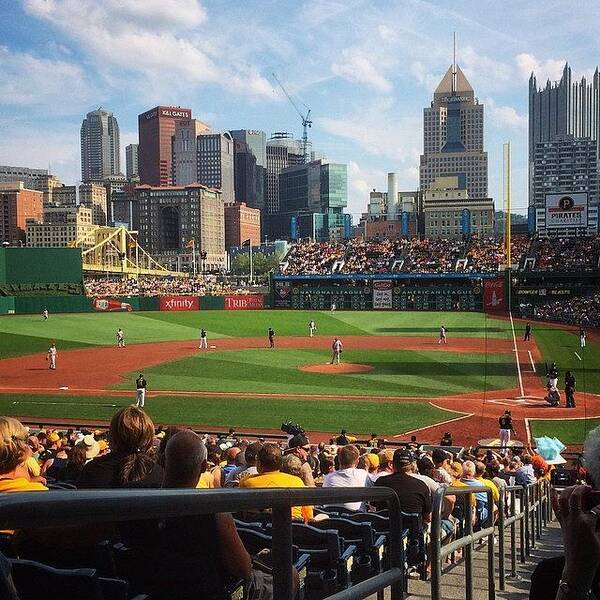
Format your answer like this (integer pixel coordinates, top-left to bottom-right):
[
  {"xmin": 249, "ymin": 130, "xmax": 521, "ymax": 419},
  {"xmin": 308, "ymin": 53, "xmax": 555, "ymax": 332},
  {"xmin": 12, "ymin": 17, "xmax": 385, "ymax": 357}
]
[
  {"xmin": 224, "ymin": 202, "xmax": 261, "ymax": 249},
  {"xmin": 0, "ymin": 182, "xmax": 43, "ymax": 244}
]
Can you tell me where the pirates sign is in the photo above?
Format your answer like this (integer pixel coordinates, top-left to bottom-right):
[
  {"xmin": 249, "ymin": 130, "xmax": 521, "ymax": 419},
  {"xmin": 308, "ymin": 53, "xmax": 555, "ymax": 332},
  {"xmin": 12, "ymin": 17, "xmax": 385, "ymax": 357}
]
[{"xmin": 545, "ymin": 192, "xmax": 588, "ymax": 229}]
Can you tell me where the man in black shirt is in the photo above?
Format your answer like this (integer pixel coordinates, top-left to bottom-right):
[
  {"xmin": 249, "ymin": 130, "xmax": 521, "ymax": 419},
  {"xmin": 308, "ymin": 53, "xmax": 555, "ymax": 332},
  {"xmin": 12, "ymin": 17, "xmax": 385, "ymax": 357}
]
[
  {"xmin": 136, "ymin": 374, "xmax": 147, "ymax": 408},
  {"xmin": 565, "ymin": 371, "xmax": 576, "ymax": 408},
  {"xmin": 267, "ymin": 327, "xmax": 275, "ymax": 349},
  {"xmin": 374, "ymin": 449, "xmax": 432, "ymax": 522},
  {"xmin": 524, "ymin": 323, "xmax": 531, "ymax": 341},
  {"xmin": 498, "ymin": 410, "xmax": 515, "ymax": 456}
]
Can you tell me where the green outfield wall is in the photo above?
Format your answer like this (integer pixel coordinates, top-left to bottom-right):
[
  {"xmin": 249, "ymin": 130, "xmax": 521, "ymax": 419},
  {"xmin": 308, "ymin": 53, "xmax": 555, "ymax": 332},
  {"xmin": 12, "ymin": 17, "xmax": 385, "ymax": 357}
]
[{"xmin": 0, "ymin": 248, "xmax": 83, "ymax": 285}]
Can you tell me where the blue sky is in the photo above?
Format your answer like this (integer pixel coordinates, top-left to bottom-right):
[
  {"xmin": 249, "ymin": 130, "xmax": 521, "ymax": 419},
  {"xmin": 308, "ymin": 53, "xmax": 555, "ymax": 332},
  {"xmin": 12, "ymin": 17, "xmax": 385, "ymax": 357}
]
[{"xmin": 1, "ymin": 1, "xmax": 600, "ymax": 220}]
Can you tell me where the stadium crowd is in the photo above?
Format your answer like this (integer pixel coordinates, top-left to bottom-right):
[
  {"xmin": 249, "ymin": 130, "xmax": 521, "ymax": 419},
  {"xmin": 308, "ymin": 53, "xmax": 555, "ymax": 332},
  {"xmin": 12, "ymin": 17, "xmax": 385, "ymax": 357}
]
[
  {"xmin": 0, "ymin": 407, "xmax": 594, "ymax": 599},
  {"xmin": 84, "ymin": 275, "xmax": 257, "ymax": 298},
  {"xmin": 281, "ymin": 235, "xmax": 534, "ymax": 275},
  {"xmin": 532, "ymin": 236, "xmax": 600, "ymax": 272},
  {"xmin": 531, "ymin": 292, "xmax": 600, "ymax": 327}
]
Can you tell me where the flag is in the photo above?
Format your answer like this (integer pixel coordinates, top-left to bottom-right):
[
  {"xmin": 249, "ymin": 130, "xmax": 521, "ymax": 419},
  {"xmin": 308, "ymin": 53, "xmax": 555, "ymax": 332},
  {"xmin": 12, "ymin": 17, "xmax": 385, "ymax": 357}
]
[
  {"xmin": 186, "ymin": 239, "xmax": 195, "ymax": 249},
  {"xmin": 128, "ymin": 239, "xmax": 137, "ymax": 249},
  {"xmin": 67, "ymin": 240, "xmax": 77, "ymax": 248},
  {"xmin": 242, "ymin": 239, "xmax": 251, "ymax": 247}
]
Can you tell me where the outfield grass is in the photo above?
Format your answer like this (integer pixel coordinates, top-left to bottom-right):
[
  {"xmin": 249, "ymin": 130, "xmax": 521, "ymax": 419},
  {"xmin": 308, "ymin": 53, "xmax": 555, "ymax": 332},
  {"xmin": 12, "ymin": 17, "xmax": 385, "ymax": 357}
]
[
  {"xmin": 0, "ymin": 310, "xmax": 512, "ymax": 358},
  {"xmin": 0, "ymin": 393, "xmax": 455, "ymax": 435},
  {"xmin": 530, "ymin": 417, "xmax": 600, "ymax": 445},
  {"xmin": 116, "ymin": 348, "xmax": 516, "ymax": 398}
]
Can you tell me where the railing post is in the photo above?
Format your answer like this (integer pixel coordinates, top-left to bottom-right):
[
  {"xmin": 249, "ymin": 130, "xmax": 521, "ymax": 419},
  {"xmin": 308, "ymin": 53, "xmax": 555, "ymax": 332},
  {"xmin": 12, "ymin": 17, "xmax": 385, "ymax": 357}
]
[
  {"xmin": 523, "ymin": 486, "xmax": 530, "ymax": 556},
  {"xmin": 464, "ymin": 493, "xmax": 474, "ymax": 600},
  {"xmin": 387, "ymin": 494, "xmax": 405, "ymax": 600},
  {"xmin": 486, "ymin": 490, "xmax": 496, "ymax": 600},
  {"xmin": 498, "ymin": 490, "xmax": 506, "ymax": 591},
  {"xmin": 430, "ymin": 487, "xmax": 444, "ymax": 600},
  {"xmin": 509, "ymin": 489, "xmax": 517, "ymax": 577},
  {"xmin": 529, "ymin": 485, "xmax": 536, "ymax": 551},
  {"xmin": 272, "ymin": 504, "xmax": 294, "ymax": 600}
]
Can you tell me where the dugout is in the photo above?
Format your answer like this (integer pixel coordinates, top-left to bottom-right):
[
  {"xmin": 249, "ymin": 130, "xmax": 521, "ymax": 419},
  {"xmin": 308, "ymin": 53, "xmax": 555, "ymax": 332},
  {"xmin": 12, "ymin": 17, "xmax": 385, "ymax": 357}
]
[{"xmin": 272, "ymin": 273, "xmax": 502, "ymax": 311}]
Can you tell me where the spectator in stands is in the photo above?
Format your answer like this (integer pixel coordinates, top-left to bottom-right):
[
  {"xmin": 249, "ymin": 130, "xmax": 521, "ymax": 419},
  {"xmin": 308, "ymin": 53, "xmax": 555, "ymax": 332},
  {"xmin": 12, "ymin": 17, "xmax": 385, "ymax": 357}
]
[
  {"xmin": 431, "ymin": 448, "xmax": 453, "ymax": 485},
  {"xmin": 224, "ymin": 441, "xmax": 262, "ymax": 488},
  {"xmin": 374, "ymin": 449, "xmax": 432, "ymax": 523},
  {"xmin": 240, "ymin": 443, "xmax": 313, "ymax": 522},
  {"xmin": 281, "ymin": 454, "xmax": 304, "ymax": 479},
  {"xmin": 475, "ymin": 461, "xmax": 500, "ymax": 508},
  {"xmin": 374, "ymin": 450, "xmax": 394, "ymax": 480},
  {"xmin": 461, "ymin": 461, "xmax": 492, "ymax": 527},
  {"xmin": 59, "ymin": 441, "xmax": 87, "ymax": 484},
  {"xmin": 336, "ymin": 430, "xmax": 350, "ymax": 445},
  {"xmin": 220, "ymin": 446, "xmax": 241, "ymax": 485},
  {"xmin": 158, "ymin": 429, "xmax": 277, "ymax": 600},
  {"xmin": 286, "ymin": 434, "xmax": 316, "ymax": 487},
  {"xmin": 78, "ymin": 406, "xmax": 163, "ymax": 489},
  {"xmin": 515, "ymin": 455, "xmax": 536, "ymax": 486},
  {"xmin": 323, "ymin": 445, "xmax": 372, "ymax": 511},
  {"xmin": 0, "ymin": 417, "xmax": 47, "ymax": 494},
  {"xmin": 364, "ymin": 452, "xmax": 380, "ymax": 480},
  {"xmin": 485, "ymin": 460, "xmax": 507, "ymax": 496},
  {"xmin": 412, "ymin": 456, "xmax": 439, "ymax": 495}
]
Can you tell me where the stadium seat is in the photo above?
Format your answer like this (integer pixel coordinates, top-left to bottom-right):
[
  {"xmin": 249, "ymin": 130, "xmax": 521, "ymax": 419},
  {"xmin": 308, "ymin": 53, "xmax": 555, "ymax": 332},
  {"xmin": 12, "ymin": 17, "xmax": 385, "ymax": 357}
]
[
  {"xmin": 400, "ymin": 512, "xmax": 427, "ymax": 579},
  {"xmin": 291, "ymin": 522, "xmax": 356, "ymax": 596},
  {"xmin": 10, "ymin": 558, "xmax": 148, "ymax": 600},
  {"xmin": 311, "ymin": 517, "xmax": 386, "ymax": 582}
]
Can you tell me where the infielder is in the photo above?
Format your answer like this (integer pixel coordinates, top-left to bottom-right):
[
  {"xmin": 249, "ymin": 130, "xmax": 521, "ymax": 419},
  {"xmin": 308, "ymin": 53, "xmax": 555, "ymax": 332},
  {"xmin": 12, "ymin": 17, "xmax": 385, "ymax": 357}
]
[
  {"xmin": 46, "ymin": 343, "xmax": 57, "ymax": 370},
  {"xmin": 199, "ymin": 328, "xmax": 208, "ymax": 349},
  {"xmin": 116, "ymin": 328, "xmax": 125, "ymax": 348},
  {"xmin": 308, "ymin": 320, "xmax": 316, "ymax": 337},
  {"xmin": 580, "ymin": 328, "xmax": 586, "ymax": 348},
  {"xmin": 330, "ymin": 337, "xmax": 343, "ymax": 364},
  {"xmin": 438, "ymin": 325, "xmax": 447, "ymax": 344},
  {"xmin": 135, "ymin": 373, "xmax": 147, "ymax": 408},
  {"xmin": 498, "ymin": 410, "xmax": 515, "ymax": 455},
  {"xmin": 330, "ymin": 302, "xmax": 337, "ymax": 313},
  {"xmin": 42, "ymin": 308, "xmax": 49, "ymax": 321},
  {"xmin": 268, "ymin": 327, "xmax": 275, "ymax": 349}
]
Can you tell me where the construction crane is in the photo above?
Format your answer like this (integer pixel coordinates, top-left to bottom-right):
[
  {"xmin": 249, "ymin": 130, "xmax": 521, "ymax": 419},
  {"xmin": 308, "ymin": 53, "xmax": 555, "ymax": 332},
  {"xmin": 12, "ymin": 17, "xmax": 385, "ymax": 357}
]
[{"xmin": 272, "ymin": 73, "xmax": 312, "ymax": 163}]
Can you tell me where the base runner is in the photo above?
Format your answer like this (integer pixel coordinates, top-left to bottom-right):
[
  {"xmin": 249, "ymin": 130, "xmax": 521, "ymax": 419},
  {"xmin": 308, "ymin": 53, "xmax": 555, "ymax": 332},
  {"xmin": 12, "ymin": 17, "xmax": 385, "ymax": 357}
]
[{"xmin": 135, "ymin": 373, "xmax": 147, "ymax": 408}]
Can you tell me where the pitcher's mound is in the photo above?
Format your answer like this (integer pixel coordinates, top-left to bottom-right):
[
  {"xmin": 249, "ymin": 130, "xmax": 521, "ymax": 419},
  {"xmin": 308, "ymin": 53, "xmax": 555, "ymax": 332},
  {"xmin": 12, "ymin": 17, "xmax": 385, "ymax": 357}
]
[{"xmin": 298, "ymin": 363, "xmax": 374, "ymax": 374}]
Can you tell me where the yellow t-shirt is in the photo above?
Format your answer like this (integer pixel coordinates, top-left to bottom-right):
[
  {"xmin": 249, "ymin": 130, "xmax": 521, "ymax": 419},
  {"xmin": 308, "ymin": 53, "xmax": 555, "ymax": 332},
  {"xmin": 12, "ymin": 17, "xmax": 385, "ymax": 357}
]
[
  {"xmin": 196, "ymin": 472, "xmax": 215, "ymax": 489},
  {"xmin": 26, "ymin": 456, "xmax": 41, "ymax": 478},
  {"xmin": 450, "ymin": 480, "xmax": 476, "ymax": 507},
  {"xmin": 240, "ymin": 471, "xmax": 313, "ymax": 522},
  {"xmin": 0, "ymin": 478, "xmax": 48, "ymax": 534},
  {"xmin": 476, "ymin": 477, "xmax": 500, "ymax": 503}
]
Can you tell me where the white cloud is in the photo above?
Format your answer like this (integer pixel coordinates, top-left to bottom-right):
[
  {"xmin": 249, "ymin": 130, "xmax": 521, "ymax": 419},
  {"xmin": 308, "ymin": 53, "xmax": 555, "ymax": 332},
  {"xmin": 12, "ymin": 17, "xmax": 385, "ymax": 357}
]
[
  {"xmin": 410, "ymin": 61, "xmax": 440, "ymax": 93},
  {"xmin": 516, "ymin": 53, "xmax": 566, "ymax": 83},
  {"xmin": 486, "ymin": 97, "xmax": 527, "ymax": 130},
  {"xmin": 331, "ymin": 48, "xmax": 393, "ymax": 93},
  {"xmin": 0, "ymin": 46, "xmax": 92, "ymax": 111},
  {"xmin": 23, "ymin": 0, "xmax": 274, "ymax": 99}
]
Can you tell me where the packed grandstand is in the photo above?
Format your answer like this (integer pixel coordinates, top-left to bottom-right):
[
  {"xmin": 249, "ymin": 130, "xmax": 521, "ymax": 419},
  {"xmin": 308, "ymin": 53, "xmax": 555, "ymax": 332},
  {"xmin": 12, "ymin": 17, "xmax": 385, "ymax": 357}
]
[{"xmin": 0, "ymin": 409, "xmax": 587, "ymax": 599}]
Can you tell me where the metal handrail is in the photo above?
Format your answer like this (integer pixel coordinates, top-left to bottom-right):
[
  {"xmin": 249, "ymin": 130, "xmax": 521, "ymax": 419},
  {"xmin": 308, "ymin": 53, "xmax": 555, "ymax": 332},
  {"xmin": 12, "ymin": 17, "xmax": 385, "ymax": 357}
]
[
  {"xmin": 430, "ymin": 480, "xmax": 553, "ymax": 600},
  {"xmin": 0, "ymin": 486, "xmax": 405, "ymax": 600}
]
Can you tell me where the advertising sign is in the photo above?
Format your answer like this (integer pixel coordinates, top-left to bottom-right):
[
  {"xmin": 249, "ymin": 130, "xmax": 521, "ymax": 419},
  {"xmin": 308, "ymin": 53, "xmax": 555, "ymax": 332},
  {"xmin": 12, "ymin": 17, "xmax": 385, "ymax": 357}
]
[
  {"xmin": 483, "ymin": 279, "xmax": 506, "ymax": 312},
  {"xmin": 274, "ymin": 282, "xmax": 293, "ymax": 308},
  {"xmin": 159, "ymin": 296, "xmax": 199, "ymax": 311},
  {"xmin": 92, "ymin": 298, "xmax": 132, "ymax": 312},
  {"xmin": 372, "ymin": 280, "xmax": 393, "ymax": 310},
  {"xmin": 461, "ymin": 208, "xmax": 471, "ymax": 235},
  {"xmin": 290, "ymin": 216, "xmax": 299, "ymax": 240},
  {"xmin": 225, "ymin": 295, "xmax": 264, "ymax": 310},
  {"xmin": 401, "ymin": 211, "xmax": 410, "ymax": 236},
  {"xmin": 545, "ymin": 193, "xmax": 588, "ymax": 229}
]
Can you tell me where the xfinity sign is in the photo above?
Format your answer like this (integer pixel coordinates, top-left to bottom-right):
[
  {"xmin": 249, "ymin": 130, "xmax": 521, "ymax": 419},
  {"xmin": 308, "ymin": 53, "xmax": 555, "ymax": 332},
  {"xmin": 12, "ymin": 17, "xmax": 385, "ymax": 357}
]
[{"xmin": 159, "ymin": 295, "xmax": 199, "ymax": 311}]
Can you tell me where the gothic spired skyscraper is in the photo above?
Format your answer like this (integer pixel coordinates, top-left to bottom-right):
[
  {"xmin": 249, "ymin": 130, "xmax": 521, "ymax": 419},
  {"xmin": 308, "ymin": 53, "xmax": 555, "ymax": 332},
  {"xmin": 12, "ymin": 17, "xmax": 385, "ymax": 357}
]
[
  {"xmin": 419, "ymin": 59, "xmax": 488, "ymax": 199},
  {"xmin": 80, "ymin": 109, "xmax": 121, "ymax": 182}
]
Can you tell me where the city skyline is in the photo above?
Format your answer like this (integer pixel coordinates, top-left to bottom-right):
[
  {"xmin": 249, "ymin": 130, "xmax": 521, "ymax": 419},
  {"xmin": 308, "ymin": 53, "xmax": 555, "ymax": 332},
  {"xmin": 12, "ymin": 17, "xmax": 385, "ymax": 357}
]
[{"xmin": 2, "ymin": 1, "xmax": 600, "ymax": 218}]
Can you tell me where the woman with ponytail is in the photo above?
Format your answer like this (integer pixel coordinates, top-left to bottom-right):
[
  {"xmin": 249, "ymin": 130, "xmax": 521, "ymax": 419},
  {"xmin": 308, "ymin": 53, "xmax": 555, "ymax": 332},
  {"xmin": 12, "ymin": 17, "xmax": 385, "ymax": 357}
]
[{"xmin": 78, "ymin": 406, "xmax": 163, "ymax": 489}]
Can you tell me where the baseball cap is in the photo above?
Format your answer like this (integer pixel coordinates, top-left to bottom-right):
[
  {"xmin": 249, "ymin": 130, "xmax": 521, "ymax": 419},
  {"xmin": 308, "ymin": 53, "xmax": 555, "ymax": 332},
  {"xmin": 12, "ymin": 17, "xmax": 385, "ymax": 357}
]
[
  {"xmin": 364, "ymin": 453, "xmax": 380, "ymax": 469},
  {"xmin": 82, "ymin": 434, "xmax": 100, "ymax": 460},
  {"xmin": 98, "ymin": 440, "xmax": 109, "ymax": 453},
  {"xmin": 393, "ymin": 449, "xmax": 414, "ymax": 467},
  {"xmin": 288, "ymin": 433, "xmax": 310, "ymax": 449},
  {"xmin": 432, "ymin": 449, "xmax": 450, "ymax": 464},
  {"xmin": 417, "ymin": 456, "xmax": 435, "ymax": 473},
  {"xmin": 47, "ymin": 432, "xmax": 60, "ymax": 444}
]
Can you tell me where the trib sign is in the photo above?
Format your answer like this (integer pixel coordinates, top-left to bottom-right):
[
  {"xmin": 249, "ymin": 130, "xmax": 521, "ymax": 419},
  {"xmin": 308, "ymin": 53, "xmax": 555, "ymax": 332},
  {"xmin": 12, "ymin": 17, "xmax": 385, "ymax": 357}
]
[
  {"xmin": 159, "ymin": 296, "xmax": 199, "ymax": 311},
  {"xmin": 224, "ymin": 295, "xmax": 264, "ymax": 310}
]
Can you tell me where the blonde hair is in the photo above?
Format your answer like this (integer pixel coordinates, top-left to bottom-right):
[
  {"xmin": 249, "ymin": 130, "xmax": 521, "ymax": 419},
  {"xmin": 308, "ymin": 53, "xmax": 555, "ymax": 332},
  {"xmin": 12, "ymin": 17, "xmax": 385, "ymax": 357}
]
[{"xmin": 0, "ymin": 417, "xmax": 29, "ymax": 474}]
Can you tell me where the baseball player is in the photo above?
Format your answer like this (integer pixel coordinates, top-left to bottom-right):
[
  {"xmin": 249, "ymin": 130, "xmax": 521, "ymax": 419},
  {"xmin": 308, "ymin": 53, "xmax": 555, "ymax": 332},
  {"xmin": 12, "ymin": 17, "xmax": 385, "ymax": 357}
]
[
  {"xmin": 580, "ymin": 328, "xmax": 586, "ymax": 348},
  {"xmin": 116, "ymin": 328, "xmax": 125, "ymax": 348},
  {"xmin": 498, "ymin": 410, "xmax": 515, "ymax": 455},
  {"xmin": 308, "ymin": 320, "xmax": 316, "ymax": 337},
  {"xmin": 46, "ymin": 343, "xmax": 57, "ymax": 370},
  {"xmin": 268, "ymin": 327, "xmax": 275, "ymax": 349},
  {"xmin": 330, "ymin": 337, "xmax": 343, "ymax": 364},
  {"xmin": 438, "ymin": 325, "xmax": 447, "ymax": 344},
  {"xmin": 523, "ymin": 323, "xmax": 531, "ymax": 341},
  {"xmin": 42, "ymin": 308, "xmax": 49, "ymax": 320},
  {"xmin": 330, "ymin": 302, "xmax": 337, "ymax": 313},
  {"xmin": 135, "ymin": 374, "xmax": 147, "ymax": 408},
  {"xmin": 199, "ymin": 328, "xmax": 208, "ymax": 349}
]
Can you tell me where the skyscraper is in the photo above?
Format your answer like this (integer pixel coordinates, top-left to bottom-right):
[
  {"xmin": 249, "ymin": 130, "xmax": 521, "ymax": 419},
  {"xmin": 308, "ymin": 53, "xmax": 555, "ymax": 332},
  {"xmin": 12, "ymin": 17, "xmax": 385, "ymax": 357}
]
[
  {"xmin": 138, "ymin": 106, "xmax": 192, "ymax": 186},
  {"xmin": 171, "ymin": 119, "xmax": 210, "ymax": 186},
  {"xmin": 230, "ymin": 129, "xmax": 266, "ymax": 211},
  {"xmin": 125, "ymin": 144, "xmax": 139, "ymax": 179},
  {"xmin": 80, "ymin": 109, "xmax": 121, "ymax": 182},
  {"xmin": 528, "ymin": 64, "xmax": 600, "ymax": 234},
  {"xmin": 197, "ymin": 132, "xmax": 235, "ymax": 204},
  {"xmin": 265, "ymin": 132, "xmax": 304, "ymax": 215},
  {"xmin": 419, "ymin": 62, "xmax": 487, "ymax": 199}
]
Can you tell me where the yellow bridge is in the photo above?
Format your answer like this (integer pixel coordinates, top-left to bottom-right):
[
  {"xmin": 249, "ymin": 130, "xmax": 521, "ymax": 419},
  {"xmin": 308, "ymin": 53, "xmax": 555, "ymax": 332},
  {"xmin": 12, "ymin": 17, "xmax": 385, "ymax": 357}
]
[{"xmin": 71, "ymin": 226, "xmax": 187, "ymax": 278}]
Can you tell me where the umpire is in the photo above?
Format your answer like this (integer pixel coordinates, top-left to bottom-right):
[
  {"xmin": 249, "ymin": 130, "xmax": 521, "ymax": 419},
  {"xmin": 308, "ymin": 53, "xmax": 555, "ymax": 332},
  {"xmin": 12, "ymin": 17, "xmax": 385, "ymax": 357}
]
[{"xmin": 565, "ymin": 371, "xmax": 576, "ymax": 408}]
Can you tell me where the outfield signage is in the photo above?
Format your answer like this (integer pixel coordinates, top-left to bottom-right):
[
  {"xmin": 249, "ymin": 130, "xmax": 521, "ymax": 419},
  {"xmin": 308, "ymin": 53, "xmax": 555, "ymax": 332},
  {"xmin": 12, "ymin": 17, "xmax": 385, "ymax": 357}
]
[
  {"xmin": 159, "ymin": 295, "xmax": 199, "ymax": 311},
  {"xmin": 225, "ymin": 294, "xmax": 264, "ymax": 310},
  {"xmin": 373, "ymin": 280, "xmax": 393, "ymax": 310},
  {"xmin": 483, "ymin": 279, "xmax": 506, "ymax": 312},
  {"xmin": 92, "ymin": 298, "xmax": 133, "ymax": 312},
  {"xmin": 545, "ymin": 192, "xmax": 588, "ymax": 229}
]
